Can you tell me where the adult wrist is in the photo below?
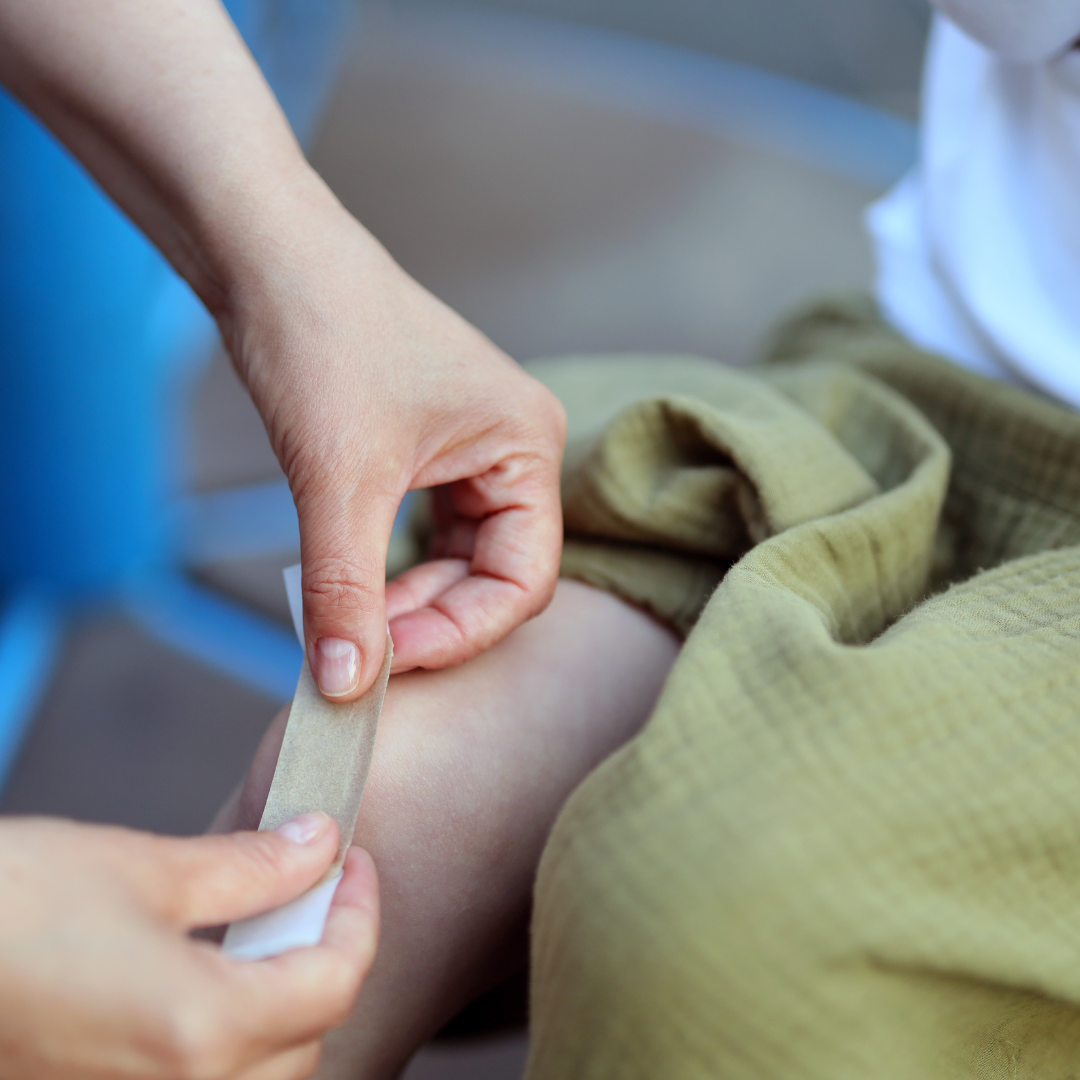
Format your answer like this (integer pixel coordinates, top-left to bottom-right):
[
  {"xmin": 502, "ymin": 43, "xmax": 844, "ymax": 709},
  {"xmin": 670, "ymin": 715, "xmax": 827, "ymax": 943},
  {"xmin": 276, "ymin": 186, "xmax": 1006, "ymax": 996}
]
[
  {"xmin": 193, "ymin": 161, "xmax": 334, "ymax": 311},
  {"xmin": 209, "ymin": 183, "xmax": 413, "ymax": 437}
]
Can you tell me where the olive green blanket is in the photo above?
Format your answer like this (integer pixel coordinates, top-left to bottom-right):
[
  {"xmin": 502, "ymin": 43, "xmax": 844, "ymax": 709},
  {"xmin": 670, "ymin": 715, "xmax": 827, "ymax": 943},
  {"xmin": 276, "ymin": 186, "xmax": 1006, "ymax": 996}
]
[{"xmin": 525, "ymin": 296, "xmax": 1080, "ymax": 1079}]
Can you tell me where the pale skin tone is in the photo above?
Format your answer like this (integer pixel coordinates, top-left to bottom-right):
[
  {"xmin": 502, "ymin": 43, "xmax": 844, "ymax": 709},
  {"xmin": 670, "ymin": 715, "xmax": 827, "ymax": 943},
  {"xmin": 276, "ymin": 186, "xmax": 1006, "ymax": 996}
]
[
  {"xmin": 0, "ymin": 813, "xmax": 379, "ymax": 1080},
  {"xmin": 0, "ymin": 0, "xmax": 567, "ymax": 1074},
  {"xmin": 0, "ymin": 0, "xmax": 566, "ymax": 700},
  {"xmin": 214, "ymin": 580, "xmax": 681, "ymax": 1080}
]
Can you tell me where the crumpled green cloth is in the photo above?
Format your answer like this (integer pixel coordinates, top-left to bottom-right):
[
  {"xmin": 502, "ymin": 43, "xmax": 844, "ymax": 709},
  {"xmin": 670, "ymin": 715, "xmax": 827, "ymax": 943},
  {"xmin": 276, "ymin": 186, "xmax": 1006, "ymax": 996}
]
[{"xmin": 525, "ymin": 295, "xmax": 1080, "ymax": 1079}]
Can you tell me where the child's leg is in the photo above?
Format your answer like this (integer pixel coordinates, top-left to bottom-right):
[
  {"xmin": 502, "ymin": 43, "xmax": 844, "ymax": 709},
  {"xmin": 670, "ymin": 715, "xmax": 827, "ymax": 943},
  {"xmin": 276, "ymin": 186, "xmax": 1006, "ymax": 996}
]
[{"xmin": 215, "ymin": 579, "xmax": 679, "ymax": 1080}]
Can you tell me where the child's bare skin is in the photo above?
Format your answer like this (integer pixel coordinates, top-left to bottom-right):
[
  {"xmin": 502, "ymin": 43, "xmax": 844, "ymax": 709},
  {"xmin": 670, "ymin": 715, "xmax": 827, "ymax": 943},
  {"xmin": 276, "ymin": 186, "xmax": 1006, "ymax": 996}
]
[{"xmin": 214, "ymin": 579, "xmax": 680, "ymax": 1080}]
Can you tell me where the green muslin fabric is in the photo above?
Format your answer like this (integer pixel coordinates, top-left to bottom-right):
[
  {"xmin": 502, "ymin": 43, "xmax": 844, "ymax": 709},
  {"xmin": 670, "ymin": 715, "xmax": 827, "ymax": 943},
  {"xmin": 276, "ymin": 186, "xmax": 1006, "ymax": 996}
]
[{"xmin": 525, "ymin": 295, "xmax": 1080, "ymax": 1079}]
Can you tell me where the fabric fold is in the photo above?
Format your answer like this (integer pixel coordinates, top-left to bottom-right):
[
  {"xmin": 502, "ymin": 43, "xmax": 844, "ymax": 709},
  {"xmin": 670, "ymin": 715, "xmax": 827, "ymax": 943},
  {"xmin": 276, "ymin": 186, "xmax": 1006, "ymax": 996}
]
[{"xmin": 525, "ymin": 296, "xmax": 1080, "ymax": 1080}]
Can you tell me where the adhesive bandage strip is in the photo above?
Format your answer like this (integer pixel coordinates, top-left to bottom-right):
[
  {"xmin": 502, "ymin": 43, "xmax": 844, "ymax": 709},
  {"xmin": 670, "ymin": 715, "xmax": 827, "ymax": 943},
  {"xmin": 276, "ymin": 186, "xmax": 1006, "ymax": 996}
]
[{"xmin": 223, "ymin": 566, "xmax": 392, "ymax": 960}]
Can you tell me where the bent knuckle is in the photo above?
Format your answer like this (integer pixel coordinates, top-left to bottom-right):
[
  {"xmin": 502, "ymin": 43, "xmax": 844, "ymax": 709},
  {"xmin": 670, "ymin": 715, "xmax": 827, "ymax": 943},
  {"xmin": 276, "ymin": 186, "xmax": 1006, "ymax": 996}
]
[
  {"xmin": 150, "ymin": 1002, "xmax": 239, "ymax": 1080},
  {"xmin": 281, "ymin": 1043, "xmax": 323, "ymax": 1080},
  {"xmin": 519, "ymin": 378, "xmax": 568, "ymax": 445},
  {"xmin": 238, "ymin": 831, "xmax": 295, "ymax": 885},
  {"xmin": 318, "ymin": 958, "xmax": 365, "ymax": 1027},
  {"xmin": 302, "ymin": 558, "xmax": 381, "ymax": 617},
  {"xmin": 529, "ymin": 573, "xmax": 560, "ymax": 616},
  {"xmin": 541, "ymin": 387, "xmax": 568, "ymax": 443}
]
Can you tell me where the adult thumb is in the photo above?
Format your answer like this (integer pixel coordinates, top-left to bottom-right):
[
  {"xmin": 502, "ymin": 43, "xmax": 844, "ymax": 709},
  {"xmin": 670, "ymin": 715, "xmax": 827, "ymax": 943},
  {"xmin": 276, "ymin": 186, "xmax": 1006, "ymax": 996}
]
[
  {"xmin": 138, "ymin": 813, "xmax": 341, "ymax": 929},
  {"xmin": 296, "ymin": 486, "xmax": 400, "ymax": 702}
]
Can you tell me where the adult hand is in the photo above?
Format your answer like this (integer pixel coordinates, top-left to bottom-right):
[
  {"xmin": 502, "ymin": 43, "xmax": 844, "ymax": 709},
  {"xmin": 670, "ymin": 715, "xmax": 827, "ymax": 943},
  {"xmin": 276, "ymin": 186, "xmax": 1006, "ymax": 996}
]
[
  {"xmin": 224, "ymin": 205, "xmax": 566, "ymax": 699},
  {"xmin": 0, "ymin": 813, "xmax": 378, "ymax": 1080},
  {"xmin": 0, "ymin": 0, "xmax": 567, "ymax": 703}
]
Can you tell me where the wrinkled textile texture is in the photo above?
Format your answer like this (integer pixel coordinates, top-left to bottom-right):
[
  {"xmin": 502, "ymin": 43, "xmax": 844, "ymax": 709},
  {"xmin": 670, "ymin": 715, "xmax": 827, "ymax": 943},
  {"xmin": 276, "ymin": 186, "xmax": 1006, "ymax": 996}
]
[{"xmin": 526, "ymin": 295, "xmax": 1080, "ymax": 1080}]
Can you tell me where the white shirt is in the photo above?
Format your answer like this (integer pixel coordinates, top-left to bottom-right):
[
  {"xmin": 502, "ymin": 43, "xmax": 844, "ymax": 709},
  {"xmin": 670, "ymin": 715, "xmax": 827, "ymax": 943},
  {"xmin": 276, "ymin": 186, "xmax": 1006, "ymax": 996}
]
[{"xmin": 867, "ymin": 2, "xmax": 1080, "ymax": 405}]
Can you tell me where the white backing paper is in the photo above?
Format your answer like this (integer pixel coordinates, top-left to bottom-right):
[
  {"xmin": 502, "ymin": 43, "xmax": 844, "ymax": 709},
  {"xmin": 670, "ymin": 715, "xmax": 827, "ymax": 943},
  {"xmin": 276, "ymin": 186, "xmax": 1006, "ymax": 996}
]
[
  {"xmin": 222, "ymin": 872, "xmax": 342, "ymax": 961},
  {"xmin": 223, "ymin": 564, "xmax": 341, "ymax": 961}
]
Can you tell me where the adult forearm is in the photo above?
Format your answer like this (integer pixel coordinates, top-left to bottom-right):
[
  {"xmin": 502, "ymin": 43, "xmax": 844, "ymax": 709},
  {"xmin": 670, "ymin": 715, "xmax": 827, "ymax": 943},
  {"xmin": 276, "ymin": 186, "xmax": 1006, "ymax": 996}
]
[{"xmin": 0, "ymin": 0, "xmax": 336, "ymax": 314}]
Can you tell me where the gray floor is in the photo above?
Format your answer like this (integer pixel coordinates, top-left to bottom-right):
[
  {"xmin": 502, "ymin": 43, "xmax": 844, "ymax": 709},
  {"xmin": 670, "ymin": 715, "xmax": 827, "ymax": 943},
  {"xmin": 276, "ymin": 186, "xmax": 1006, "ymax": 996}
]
[{"xmin": 2, "ymin": 3, "xmax": 920, "ymax": 1075}]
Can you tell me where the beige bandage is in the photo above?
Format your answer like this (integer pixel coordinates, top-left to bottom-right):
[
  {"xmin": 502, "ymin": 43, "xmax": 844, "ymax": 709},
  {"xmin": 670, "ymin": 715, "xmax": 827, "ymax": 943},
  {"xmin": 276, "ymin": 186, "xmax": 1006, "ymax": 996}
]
[
  {"xmin": 222, "ymin": 633, "xmax": 393, "ymax": 960},
  {"xmin": 259, "ymin": 632, "xmax": 394, "ymax": 877}
]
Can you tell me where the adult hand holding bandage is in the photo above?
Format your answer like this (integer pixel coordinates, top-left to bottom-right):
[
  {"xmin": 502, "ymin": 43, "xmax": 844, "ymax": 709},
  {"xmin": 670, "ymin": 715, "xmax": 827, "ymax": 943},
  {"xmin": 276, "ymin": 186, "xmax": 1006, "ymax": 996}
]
[
  {"xmin": 0, "ymin": 0, "xmax": 567, "ymax": 706},
  {"xmin": 0, "ymin": 815, "xmax": 377, "ymax": 1080},
  {"xmin": 243, "ymin": 257, "xmax": 566, "ymax": 702},
  {"xmin": 223, "ymin": 567, "xmax": 392, "ymax": 962}
]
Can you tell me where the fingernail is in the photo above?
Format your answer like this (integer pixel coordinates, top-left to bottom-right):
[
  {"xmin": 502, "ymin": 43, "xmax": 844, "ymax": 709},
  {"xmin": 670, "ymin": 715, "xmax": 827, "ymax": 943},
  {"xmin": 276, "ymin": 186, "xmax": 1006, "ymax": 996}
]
[
  {"xmin": 314, "ymin": 637, "xmax": 360, "ymax": 697},
  {"xmin": 275, "ymin": 812, "xmax": 331, "ymax": 846}
]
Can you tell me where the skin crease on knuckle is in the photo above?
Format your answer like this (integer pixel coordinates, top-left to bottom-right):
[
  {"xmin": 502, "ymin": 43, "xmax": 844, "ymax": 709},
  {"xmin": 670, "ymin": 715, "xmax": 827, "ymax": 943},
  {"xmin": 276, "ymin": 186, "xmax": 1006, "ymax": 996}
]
[
  {"xmin": 226, "ymin": 832, "xmax": 301, "ymax": 899},
  {"xmin": 301, "ymin": 563, "xmax": 382, "ymax": 620},
  {"xmin": 255, "ymin": 1043, "xmax": 323, "ymax": 1080},
  {"xmin": 156, "ymin": 990, "xmax": 331, "ymax": 1080},
  {"xmin": 447, "ymin": 456, "xmax": 552, "ymax": 517},
  {"xmin": 142, "ymin": 997, "xmax": 244, "ymax": 1080},
  {"xmin": 437, "ymin": 585, "xmax": 527, "ymax": 647}
]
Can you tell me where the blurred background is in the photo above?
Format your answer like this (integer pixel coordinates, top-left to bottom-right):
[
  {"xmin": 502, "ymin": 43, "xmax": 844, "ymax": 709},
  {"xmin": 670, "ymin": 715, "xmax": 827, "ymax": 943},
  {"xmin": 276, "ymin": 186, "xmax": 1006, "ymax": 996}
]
[{"xmin": 0, "ymin": 0, "xmax": 929, "ymax": 1075}]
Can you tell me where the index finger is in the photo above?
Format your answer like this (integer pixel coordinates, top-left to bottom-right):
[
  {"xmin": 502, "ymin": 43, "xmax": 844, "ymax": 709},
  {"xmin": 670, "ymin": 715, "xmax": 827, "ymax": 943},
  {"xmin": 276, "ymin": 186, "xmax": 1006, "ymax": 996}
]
[{"xmin": 387, "ymin": 464, "xmax": 563, "ymax": 671}]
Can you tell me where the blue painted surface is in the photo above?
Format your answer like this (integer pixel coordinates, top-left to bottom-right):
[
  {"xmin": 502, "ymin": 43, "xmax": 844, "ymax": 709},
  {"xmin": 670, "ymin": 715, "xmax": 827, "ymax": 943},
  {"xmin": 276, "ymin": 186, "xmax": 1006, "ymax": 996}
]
[
  {"xmin": 125, "ymin": 574, "xmax": 302, "ymax": 702},
  {"xmin": 0, "ymin": 1, "xmax": 356, "ymax": 749},
  {"xmin": 0, "ymin": 0, "xmax": 354, "ymax": 599},
  {"xmin": 0, "ymin": 589, "xmax": 64, "ymax": 785},
  {"xmin": 0, "ymin": 91, "xmax": 205, "ymax": 596},
  {"xmin": 179, "ymin": 478, "xmax": 301, "ymax": 566}
]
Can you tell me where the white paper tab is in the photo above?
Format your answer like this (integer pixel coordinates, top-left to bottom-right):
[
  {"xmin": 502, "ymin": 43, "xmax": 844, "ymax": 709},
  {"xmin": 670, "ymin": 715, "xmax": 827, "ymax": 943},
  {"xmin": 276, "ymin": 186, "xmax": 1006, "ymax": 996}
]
[
  {"xmin": 283, "ymin": 562, "xmax": 304, "ymax": 645},
  {"xmin": 222, "ymin": 872, "xmax": 342, "ymax": 961},
  {"xmin": 224, "ymin": 563, "xmax": 331, "ymax": 961}
]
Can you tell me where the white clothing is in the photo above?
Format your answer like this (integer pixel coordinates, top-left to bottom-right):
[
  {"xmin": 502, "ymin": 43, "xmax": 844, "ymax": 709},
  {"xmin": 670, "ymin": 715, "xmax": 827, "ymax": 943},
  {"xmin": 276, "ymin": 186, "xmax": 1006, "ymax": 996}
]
[{"xmin": 867, "ymin": 3, "xmax": 1080, "ymax": 404}]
